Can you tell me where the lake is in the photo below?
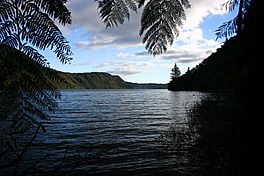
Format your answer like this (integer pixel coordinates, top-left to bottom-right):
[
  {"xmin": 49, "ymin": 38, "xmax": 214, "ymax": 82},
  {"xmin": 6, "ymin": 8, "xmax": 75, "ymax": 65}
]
[{"xmin": 28, "ymin": 90, "xmax": 207, "ymax": 175}]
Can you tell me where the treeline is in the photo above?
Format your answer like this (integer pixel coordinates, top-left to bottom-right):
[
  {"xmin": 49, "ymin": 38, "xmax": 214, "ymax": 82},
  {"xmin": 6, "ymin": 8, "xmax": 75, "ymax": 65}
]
[
  {"xmin": 127, "ymin": 82, "xmax": 168, "ymax": 89},
  {"xmin": 0, "ymin": 45, "xmax": 132, "ymax": 89},
  {"xmin": 168, "ymin": 0, "xmax": 257, "ymax": 93},
  {"xmin": 53, "ymin": 71, "xmax": 132, "ymax": 89},
  {"xmin": 1, "ymin": 45, "xmax": 170, "ymax": 90},
  {"xmin": 167, "ymin": 0, "xmax": 259, "ymax": 174},
  {"xmin": 168, "ymin": 34, "xmax": 249, "ymax": 92}
]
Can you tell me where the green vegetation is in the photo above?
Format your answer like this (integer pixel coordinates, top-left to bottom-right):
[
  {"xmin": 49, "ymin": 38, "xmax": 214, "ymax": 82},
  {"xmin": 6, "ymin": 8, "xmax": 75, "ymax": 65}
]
[
  {"xmin": 0, "ymin": 46, "xmax": 132, "ymax": 90},
  {"xmin": 168, "ymin": 0, "xmax": 254, "ymax": 93},
  {"xmin": 170, "ymin": 62, "xmax": 181, "ymax": 81},
  {"xmin": 127, "ymin": 82, "xmax": 168, "ymax": 89},
  {"xmin": 158, "ymin": 95, "xmax": 237, "ymax": 176},
  {"xmin": 0, "ymin": 0, "xmax": 258, "ymax": 175},
  {"xmin": 0, "ymin": 0, "xmax": 72, "ymax": 174},
  {"xmin": 168, "ymin": 37, "xmax": 236, "ymax": 91},
  {"xmin": 164, "ymin": 0, "xmax": 258, "ymax": 175},
  {"xmin": 54, "ymin": 71, "xmax": 132, "ymax": 89}
]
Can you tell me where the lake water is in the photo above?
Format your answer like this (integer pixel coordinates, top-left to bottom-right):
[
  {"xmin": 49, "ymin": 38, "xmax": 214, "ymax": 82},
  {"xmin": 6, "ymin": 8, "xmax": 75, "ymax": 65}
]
[{"xmin": 28, "ymin": 90, "xmax": 207, "ymax": 175}]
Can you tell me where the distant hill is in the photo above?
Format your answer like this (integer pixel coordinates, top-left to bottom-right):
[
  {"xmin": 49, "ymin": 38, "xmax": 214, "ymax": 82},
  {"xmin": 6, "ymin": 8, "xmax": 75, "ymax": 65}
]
[
  {"xmin": 0, "ymin": 45, "xmax": 132, "ymax": 89},
  {"xmin": 127, "ymin": 82, "xmax": 168, "ymax": 89},
  {"xmin": 54, "ymin": 71, "xmax": 132, "ymax": 89},
  {"xmin": 1, "ymin": 45, "xmax": 169, "ymax": 89}
]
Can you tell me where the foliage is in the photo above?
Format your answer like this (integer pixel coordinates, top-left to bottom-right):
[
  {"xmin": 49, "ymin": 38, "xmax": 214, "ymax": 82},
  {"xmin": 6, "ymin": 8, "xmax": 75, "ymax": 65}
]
[
  {"xmin": 165, "ymin": 1, "xmax": 257, "ymax": 174},
  {"xmin": 95, "ymin": 0, "xmax": 190, "ymax": 55},
  {"xmin": 168, "ymin": 0, "xmax": 255, "ymax": 92},
  {"xmin": 0, "ymin": 0, "xmax": 72, "ymax": 174},
  {"xmin": 187, "ymin": 96, "xmax": 235, "ymax": 176},
  {"xmin": 0, "ymin": 0, "xmax": 72, "ymax": 127},
  {"xmin": 0, "ymin": 45, "xmax": 62, "ymax": 175},
  {"xmin": 168, "ymin": 36, "xmax": 237, "ymax": 91},
  {"xmin": 0, "ymin": 0, "xmax": 72, "ymax": 64},
  {"xmin": 158, "ymin": 95, "xmax": 236, "ymax": 176},
  {"xmin": 215, "ymin": 0, "xmax": 252, "ymax": 40},
  {"xmin": 54, "ymin": 72, "xmax": 133, "ymax": 89},
  {"xmin": 170, "ymin": 62, "xmax": 181, "ymax": 80}
]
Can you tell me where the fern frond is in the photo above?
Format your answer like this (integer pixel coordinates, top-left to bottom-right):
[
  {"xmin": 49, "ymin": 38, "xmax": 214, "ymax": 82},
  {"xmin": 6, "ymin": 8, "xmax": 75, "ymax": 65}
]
[
  {"xmin": 21, "ymin": 45, "xmax": 49, "ymax": 67},
  {"xmin": 140, "ymin": 0, "xmax": 189, "ymax": 55},
  {"xmin": 221, "ymin": 0, "xmax": 239, "ymax": 12},
  {"xmin": 97, "ymin": 0, "xmax": 140, "ymax": 27},
  {"xmin": 24, "ymin": 10, "xmax": 73, "ymax": 63},
  {"xmin": 215, "ymin": 17, "xmax": 237, "ymax": 40},
  {"xmin": 136, "ymin": 0, "xmax": 145, "ymax": 8},
  {"xmin": 0, "ymin": 1, "xmax": 15, "ymax": 21},
  {"xmin": 125, "ymin": 0, "xmax": 138, "ymax": 12},
  {"xmin": 216, "ymin": 0, "xmax": 251, "ymax": 39},
  {"xmin": 0, "ymin": 1, "xmax": 71, "ymax": 163},
  {"xmin": 0, "ymin": 45, "xmax": 60, "ymax": 129},
  {"xmin": 33, "ymin": 0, "xmax": 72, "ymax": 25},
  {"xmin": 1, "ymin": 34, "xmax": 20, "ymax": 48},
  {"xmin": 0, "ymin": 0, "xmax": 73, "ymax": 64}
]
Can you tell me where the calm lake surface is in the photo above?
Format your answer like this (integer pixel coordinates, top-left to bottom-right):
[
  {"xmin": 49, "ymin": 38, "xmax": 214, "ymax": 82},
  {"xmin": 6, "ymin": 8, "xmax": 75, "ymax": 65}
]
[{"xmin": 30, "ymin": 89, "xmax": 208, "ymax": 175}]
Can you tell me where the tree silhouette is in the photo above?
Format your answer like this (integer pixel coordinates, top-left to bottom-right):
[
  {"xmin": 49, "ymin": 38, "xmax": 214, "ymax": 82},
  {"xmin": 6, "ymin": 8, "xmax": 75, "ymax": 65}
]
[
  {"xmin": 96, "ymin": 0, "xmax": 190, "ymax": 55},
  {"xmin": 215, "ymin": 1, "xmax": 256, "ymax": 175},
  {"xmin": 0, "ymin": 0, "xmax": 72, "ymax": 173},
  {"xmin": 170, "ymin": 62, "xmax": 181, "ymax": 80}
]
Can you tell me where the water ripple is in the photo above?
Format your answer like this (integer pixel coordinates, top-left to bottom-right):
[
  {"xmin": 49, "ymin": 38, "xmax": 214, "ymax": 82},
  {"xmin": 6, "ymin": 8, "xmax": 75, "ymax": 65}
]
[{"xmin": 29, "ymin": 90, "xmax": 207, "ymax": 175}]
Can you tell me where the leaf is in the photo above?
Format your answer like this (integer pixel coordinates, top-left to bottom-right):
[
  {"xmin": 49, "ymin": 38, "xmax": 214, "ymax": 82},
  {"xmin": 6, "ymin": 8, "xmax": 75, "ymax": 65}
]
[
  {"xmin": 97, "ymin": 0, "xmax": 140, "ymax": 27},
  {"xmin": 140, "ymin": 0, "xmax": 189, "ymax": 55},
  {"xmin": 215, "ymin": 17, "xmax": 238, "ymax": 40}
]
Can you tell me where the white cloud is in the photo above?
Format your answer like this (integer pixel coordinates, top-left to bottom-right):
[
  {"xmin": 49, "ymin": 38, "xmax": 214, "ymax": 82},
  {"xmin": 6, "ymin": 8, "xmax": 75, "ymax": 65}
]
[
  {"xmin": 116, "ymin": 53, "xmax": 136, "ymax": 59},
  {"xmin": 115, "ymin": 51, "xmax": 149, "ymax": 59},
  {"xmin": 61, "ymin": 0, "xmax": 225, "ymax": 78},
  {"xmin": 66, "ymin": 0, "xmax": 224, "ymax": 49},
  {"xmin": 65, "ymin": 1, "xmax": 142, "ymax": 49},
  {"xmin": 184, "ymin": 0, "xmax": 224, "ymax": 29},
  {"xmin": 96, "ymin": 61, "xmax": 154, "ymax": 76},
  {"xmin": 116, "ymin": 27, "xmax": 220, "ymax": 65}
]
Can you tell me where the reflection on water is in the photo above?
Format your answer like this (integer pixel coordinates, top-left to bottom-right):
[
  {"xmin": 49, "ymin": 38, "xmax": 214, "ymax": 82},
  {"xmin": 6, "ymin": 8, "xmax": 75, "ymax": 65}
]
[{"xmin": 13, "ymin": 90, "xmax": 208, "ymax": 175}]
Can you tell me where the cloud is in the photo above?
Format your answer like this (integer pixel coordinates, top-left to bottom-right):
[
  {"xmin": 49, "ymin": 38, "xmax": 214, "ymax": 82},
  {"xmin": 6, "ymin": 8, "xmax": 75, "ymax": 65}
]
[
  {"xmin": 65, "ymin": 0, "xmax": 224, "ymax": 50},
  {"xmin": 75, "ymin": 35, "xmax": 142, "ymax": 49},
  {"xmin": 184, "ymin": 0, "xmax": 224, "ymax": 29},
  {"xmin": 65, "ymin": 1, "xmax": 142, "ymax": 49},
  {"xmin": 109, "ymin": 70, "xmax": 140, "ymax": 76},
  {"xmin": 59, "ymin": 0, "xmax": 225, "ymax": 78},
  {"xmin": 115, "ymin": 51, "xmax": 148, "ymax": 59},
  {"xmin": 115, "ymin": 27, "xmax": 220, "ymax": 66},
  {"xmin": 158, "ymin": 47, "xmax": 217, "ymax": 61},
  {"xmin": 96, "ymin": 61, "xmax": 154, "ymax": 76}
]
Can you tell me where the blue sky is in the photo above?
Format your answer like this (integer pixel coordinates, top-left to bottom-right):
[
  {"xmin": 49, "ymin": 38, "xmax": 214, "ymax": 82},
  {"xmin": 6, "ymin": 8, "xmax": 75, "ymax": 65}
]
[{"xmin": 44, "ymin": 0, "xmax": 237, "ymax": 84}]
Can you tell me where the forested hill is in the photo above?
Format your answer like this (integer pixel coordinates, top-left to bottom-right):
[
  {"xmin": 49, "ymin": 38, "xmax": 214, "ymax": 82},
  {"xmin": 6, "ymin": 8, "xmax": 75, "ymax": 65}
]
[
  {"xmin": 1, "ymin": 45, "xmax": 170, "ymax": 89},
  {"xmin": 127, "ymin": 82, "xmax": 168, "ymax": 89},
  {"xmin": 168, "ymin": 35, "xmax": 247, "ymax": 92},
  {"xmin": 53, "ymin": 71, "xmax": 133, "ymax": 89},
  {"xmin": 0, "ymin": 45, "xmax": 132, "ymax": 89}
]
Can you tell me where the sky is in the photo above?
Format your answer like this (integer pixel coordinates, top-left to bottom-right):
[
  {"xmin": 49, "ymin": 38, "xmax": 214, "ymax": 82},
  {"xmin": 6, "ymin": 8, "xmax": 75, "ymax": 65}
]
[{"xmin": 44, "ymin": 0, "xmax": 237, "ymax": 84}]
